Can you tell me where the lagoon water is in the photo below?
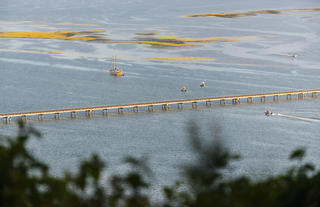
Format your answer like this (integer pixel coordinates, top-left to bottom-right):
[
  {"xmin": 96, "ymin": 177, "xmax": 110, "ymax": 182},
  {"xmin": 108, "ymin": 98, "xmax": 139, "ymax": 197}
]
[{"xmin": 1, "ymin": 0, "xmax": 320, "ymax": 196}]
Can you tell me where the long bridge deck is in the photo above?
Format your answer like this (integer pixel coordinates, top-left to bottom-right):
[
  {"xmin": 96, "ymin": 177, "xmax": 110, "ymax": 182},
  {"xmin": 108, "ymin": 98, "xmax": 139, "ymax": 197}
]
[{"xmin": 1, "ymin": 89, "xmax": 320, "ymax": 123}]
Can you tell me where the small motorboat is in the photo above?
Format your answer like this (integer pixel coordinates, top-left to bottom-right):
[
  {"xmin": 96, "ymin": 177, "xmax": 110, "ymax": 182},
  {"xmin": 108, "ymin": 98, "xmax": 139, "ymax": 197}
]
[
  {"xmin": 200, "ymin": 81, "xmax": 206, "ymax": 88},
  {"xmin": 109, "ymin": 56, "xmax": 123, "ymax": 77},
  {"xmin": 181, "ymin": 86, "xmax": 187, "ymax": 93},
  {"xmin": 265, "ymin": 110, "xmax": 273, "ymax": 116}
]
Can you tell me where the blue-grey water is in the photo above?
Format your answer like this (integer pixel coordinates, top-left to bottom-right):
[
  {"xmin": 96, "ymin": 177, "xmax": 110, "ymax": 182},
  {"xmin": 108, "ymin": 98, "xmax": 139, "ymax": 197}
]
[{"xmin": 1, "ymin": 0, "xmax": 320, "ymax": 197}]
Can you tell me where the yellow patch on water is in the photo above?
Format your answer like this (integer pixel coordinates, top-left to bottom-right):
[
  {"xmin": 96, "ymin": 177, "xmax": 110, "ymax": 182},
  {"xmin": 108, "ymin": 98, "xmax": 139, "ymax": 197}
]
[
  {"xmin": 185, "ymin": 8, "xmax": 320, "ymax": 18},
  {"xmin": 0, "ymin": 48, "xmax": 65, "ymax": 55},
  {"xmin": 0, "ymin": 30, "xmax": 196, "ymax": 47},
  {"xmin": 185, "ymin": 12, "xmax": 255, "ymax": 18},
  {"xmin": 248, "ymin": 10, "xmax": 280, "ymax": 14},
  {"xmin": 130, "ymin": 34, "xmax": 258, "ymax": 47},
  {"xmin": 47, "ymin": 51, "xmax": 65, "ymax": 54},
  {"xmin": 0, "ymin": 30, "xmax": 105, "ymax": 41},
  {"xmin": 58, "ymin": 30, "xmax": 104, "ymax": 34},
  {"xmin": 157, "ymin": 36, "xmax": 241, "ymax": 42},
  {"xmin": 136, "ymin": 35, "xmax": 246, "ymax": 44},
  {"xmin": 136, "ymin": 32, "xmax": 158, "ymax": 35},
  {"xmin": 0, "ymin": 26, "xmax": 256, "ymax": 48},
  {"xmin": 105, "ymin": 40, "xmax": 195, "ymax": 47},
  {"xmin": 147, "ymin": 57, "xmax": 214, "ymax": 61}
]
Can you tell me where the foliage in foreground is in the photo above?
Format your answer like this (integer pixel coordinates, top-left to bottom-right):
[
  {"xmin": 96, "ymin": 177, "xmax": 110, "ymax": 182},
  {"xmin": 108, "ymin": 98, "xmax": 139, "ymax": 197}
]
[{"xmin": 0, "ymin": 121, "xmax": 320, "ymax": 207}]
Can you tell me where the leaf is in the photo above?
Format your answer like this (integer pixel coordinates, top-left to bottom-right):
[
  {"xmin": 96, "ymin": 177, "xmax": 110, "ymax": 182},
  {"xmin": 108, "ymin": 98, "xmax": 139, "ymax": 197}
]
[{"xmin": 289, "ymin": 148, "xmax": 306, "ymax": 161}]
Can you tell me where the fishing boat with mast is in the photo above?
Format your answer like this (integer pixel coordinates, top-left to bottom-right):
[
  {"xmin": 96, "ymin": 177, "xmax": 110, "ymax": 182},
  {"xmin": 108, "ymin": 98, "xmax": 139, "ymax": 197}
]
[{"xmin": 109, "ymin": 56, "xmax": 123, "ymax": 76}]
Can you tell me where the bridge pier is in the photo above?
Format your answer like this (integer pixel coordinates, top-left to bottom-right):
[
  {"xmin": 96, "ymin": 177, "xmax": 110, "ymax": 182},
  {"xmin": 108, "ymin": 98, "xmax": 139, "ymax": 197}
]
[
  {"xmin": 20, "ymin": 115, "xmax": 27, "ymax": 121},
  {"xmin": 177, "ymin": 103, "xmax": 183, "ymax": 110},
  {"xmin": 298, "ymin": 93, "xmax": 304, "ymax": 99},
  {"xmin": 205, "ymin": 101, "xmax": 212, "ymax": 107},
  {"xmin": 232, "ymin": 98, "xmax": 240, "ymax": 104},
  {"xmin": 192, "ymin": 102, "xmax": 198, "ymax": 109},
  {"xmin": 162, "ymin": 104, "xmax": 169, "ymax": 111},
  {"xmin": 273, "ymin": 95, "xmax": 279, "ymax": 101},
  {"xmin": 86, "ymin": 110, "xmax": 94, "ymax": 117},
  {"xmin": 260, "ymin": 96, "xmax": 266, "ymax": 102},
  {"xmin": 54, "ymin": 113, "xmax": 60, "ymax": 120},
  {"xmin": 286, "ymin": 94, "xmax": 292, "ymax": 100},
  {"xmin": 148, "ymin": 105, "xmax": 154, "ymax": 112},
  {"xmin": 70, "ymin": 112, "xmax": 76, "ymax": 118},
  {"xmin": 118, "ymin": 108, "xmax": 124, "ymax": 113},
  {"xmin": 38, "ymin": 114, "xmax": 43, "ymax": 121},
  {"xmin": 3, "ymin": 117, "xmax": 8, "ymax": 124},
  {"xmin": 220, "ymin": 99, "xmax": 226, "ymax": 105},
  {"xmin": 247, "ymin": 97, "xmax": 253, "ymax": 104},
  {"xmin": 312, "ymin": 92, "xmax": 318, "ymax": 97},
  {"xmin": 133, "ymin": 106, "xmax": 138, "ymax": 112},
  {"xmin": 102, "ymin": 109, "xmax": 108, "ymax": 116}
]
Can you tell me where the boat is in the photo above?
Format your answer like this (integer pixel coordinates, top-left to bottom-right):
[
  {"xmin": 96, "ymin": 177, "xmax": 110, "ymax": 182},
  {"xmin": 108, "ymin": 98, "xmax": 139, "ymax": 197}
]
[
  {"xmin": 200, "ymin": 81, "xmax": 206, "ymax": 88},
  {"xmin": 109, "ymin": 56, "xmax": 123, "ymax": 76},
  {"xmin": 289, "ymin": 53, "xmax": 297, "ymax": 58},
  {"xmin": 181, "ymin": 86, "xmax": 187, "ymax": 93},
  {"xmin": 265, "ymin": 110, "xmax": 273, "ymax": 116}
]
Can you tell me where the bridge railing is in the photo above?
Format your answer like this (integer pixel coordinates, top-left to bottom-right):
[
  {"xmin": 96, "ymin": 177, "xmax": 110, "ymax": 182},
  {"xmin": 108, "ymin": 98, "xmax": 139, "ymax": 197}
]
[{"xmin": 1, "ymin": 89, "xmax": 319, "ymax": 124}]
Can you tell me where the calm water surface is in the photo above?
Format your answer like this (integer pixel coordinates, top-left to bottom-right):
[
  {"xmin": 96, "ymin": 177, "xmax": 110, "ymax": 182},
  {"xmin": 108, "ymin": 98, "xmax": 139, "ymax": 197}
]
[{"xmin": 1, "ymin": 0, "xmax": 320, "ymax": 196}]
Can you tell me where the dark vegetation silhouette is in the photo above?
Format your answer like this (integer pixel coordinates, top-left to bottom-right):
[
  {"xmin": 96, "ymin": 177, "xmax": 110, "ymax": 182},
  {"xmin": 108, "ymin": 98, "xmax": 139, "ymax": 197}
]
[{"xmin": 0, "ymin": 120, "xmax": 320, "ymax": 207}]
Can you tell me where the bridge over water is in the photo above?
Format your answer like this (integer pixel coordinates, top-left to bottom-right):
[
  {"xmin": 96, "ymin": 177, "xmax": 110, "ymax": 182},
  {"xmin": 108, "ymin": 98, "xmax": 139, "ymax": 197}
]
[{"xmin": 1, "ymin": 89, "xmax": 319, "ymax": 124}]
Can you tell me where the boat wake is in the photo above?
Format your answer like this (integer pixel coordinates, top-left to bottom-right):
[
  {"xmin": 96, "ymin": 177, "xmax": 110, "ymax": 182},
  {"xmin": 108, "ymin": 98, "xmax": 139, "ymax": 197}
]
[{"xmin": 274, "ymin": 113, "xmax": 320, "ymax": 123}]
